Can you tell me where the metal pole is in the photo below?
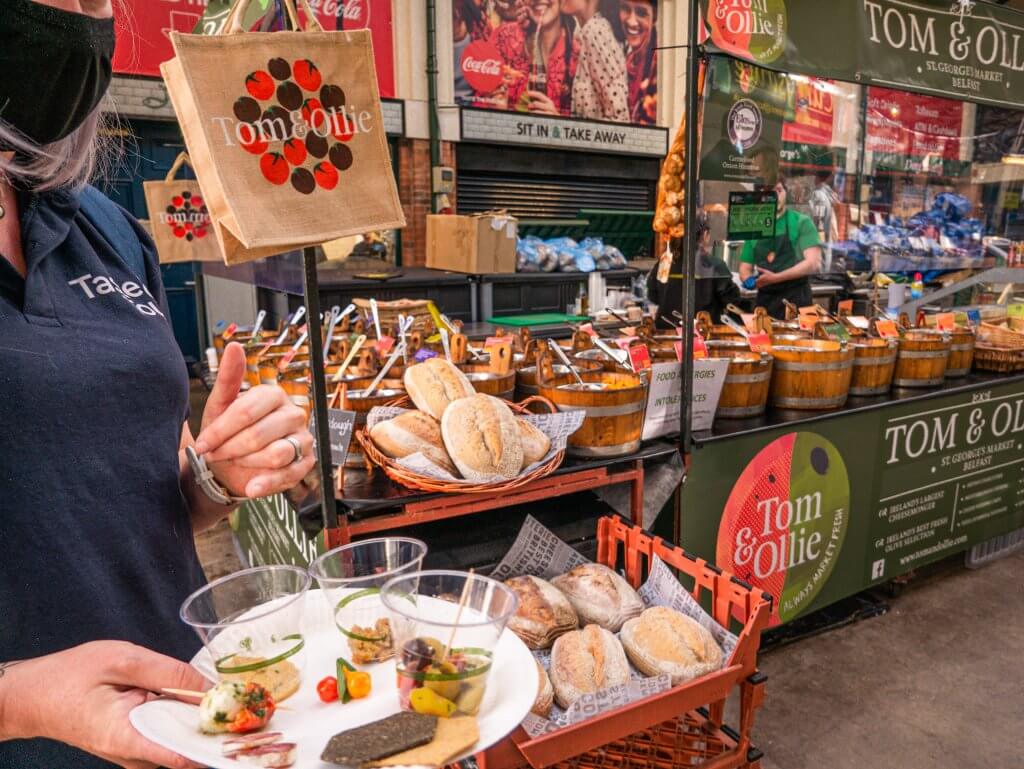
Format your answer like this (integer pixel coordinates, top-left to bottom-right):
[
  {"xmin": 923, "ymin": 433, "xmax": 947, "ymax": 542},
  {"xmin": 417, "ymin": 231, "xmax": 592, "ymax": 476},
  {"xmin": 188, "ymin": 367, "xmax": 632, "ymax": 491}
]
[
  {"xmin": 301, "ymin": 246, "xmax": 339, "ymax": 531},
  {"xmin": 426, "ymin": 0, "xmax": 442, "ymax": 213},
  {"xmin": 679, "ymin": 0, "xmax": 702, "ymax": 449}
]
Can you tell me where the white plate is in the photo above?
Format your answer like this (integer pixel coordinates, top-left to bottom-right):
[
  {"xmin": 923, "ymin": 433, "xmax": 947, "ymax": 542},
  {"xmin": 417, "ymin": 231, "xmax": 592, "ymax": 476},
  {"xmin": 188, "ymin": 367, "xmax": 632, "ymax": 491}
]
[{"xmin": 130, "ymin": 590, "xmax": 534, "ymax": 769}]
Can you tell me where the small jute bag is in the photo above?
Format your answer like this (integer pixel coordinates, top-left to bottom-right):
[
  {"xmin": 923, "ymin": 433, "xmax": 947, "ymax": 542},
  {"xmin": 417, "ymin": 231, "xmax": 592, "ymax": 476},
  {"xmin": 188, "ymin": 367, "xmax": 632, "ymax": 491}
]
[
  {"xmin": 160, "ymin": 0, "xmax": 405, "ymax": 265},
  {"xmin": 142, "ymin": 153, "xmax": 221, "ymax": 264}
]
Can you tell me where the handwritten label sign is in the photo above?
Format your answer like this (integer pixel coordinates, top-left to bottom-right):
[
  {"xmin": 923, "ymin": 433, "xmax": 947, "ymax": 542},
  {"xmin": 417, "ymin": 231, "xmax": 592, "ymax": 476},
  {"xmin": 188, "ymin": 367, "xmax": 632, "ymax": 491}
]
[
  {"xmin": 376, "ymin": 335, "xmax": 395, "ymax": 355},
  {"xmin": 846, "ymin": 315, "xmax": 871, "ymax": 330},
  {"xmin": 967, "ymin": 309, "xmax": 982, "ymax": 326},
  {"xmin": 484, "ymin": 336, "xmax": 510, "ymax": 349},
  {"xmin": 822, "ymin": 323, "xmax": 850, "ymax": 341},
  {"xmin": 414, "ymin": 348, "xmax": 439, "ymax": 362},
  {"xmin": 875, "ymin": 319, "xmax": 899, "ymax": 339},
  {"xmin": 798, "ymin": 315, "xmax": 818, "ymax": 331},
  {"xmin": 222, "ymin": 322, "xmax": 239, "ymax": 340},
  {"xmin": 311, "ymin": 409, "xmax": 357, "ymax": 466},
  {"xmin": 579, "ymin": 323, "xmax": 599, "ymax": 337},
  {"xmin": 693, "ymin": 332, "xmax": 708, "ymax": 361},
  {"xmin": 838, "ymin": 299, "xmax": 854, "ymax": 315},
  {"xmin": 741, "ymin": 313, "xmax": 758, "ymax": 333},
  {"xmin": 934, "ymin": 312, "xmax": 956, "ymax": 331}
]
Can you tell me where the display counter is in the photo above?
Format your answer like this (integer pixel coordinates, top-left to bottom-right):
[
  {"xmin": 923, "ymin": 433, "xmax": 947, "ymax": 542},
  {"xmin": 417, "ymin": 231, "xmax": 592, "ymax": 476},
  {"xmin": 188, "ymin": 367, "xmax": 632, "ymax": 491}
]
[
  {"xmin": 479, "ymin": 268, "xmax": 639, "ymax": 320},
  {"xmin": 677, "ymin": 371, "xmax": 1024, "ymax": 628}
]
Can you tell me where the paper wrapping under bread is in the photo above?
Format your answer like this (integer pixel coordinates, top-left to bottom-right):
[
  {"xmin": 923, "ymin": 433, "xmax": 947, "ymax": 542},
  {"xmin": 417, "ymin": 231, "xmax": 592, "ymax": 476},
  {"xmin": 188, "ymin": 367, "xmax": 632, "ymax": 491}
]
[
  {"xmin": 489, "ymin": 516, "xmax": 739, "ymax": 738},
  {"xmin": 366, "ymin": 407, "xmax": 584, "ymax": 484}
]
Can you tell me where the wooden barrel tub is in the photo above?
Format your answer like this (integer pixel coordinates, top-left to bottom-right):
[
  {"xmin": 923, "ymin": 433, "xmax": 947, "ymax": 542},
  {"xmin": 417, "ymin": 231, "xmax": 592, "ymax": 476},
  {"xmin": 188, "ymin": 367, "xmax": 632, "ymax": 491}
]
[
  {"xmin": 848, "ymin": 338, "xmax": 898, "ymax": 396},
  {"xmin": 945, "ymin": 327, "xmax": 976, "ymax": 378},
  {"xmin": 537, "ymin": 368, "xmax": 648, "ymax": 458},
  {"xmin": 706, "ymin": 340, "xmax": 773, "ymax": 418},
  {"xmin": 893, "ymin": 330, "xmax": 951, "ymax": 388},
  {"xmin": 769, "ymin": 339, "xmax": 854, "ymax": 410},
  {"xmin": 516, "ymin": 358, "xmax": 603, "ymax": 401}
]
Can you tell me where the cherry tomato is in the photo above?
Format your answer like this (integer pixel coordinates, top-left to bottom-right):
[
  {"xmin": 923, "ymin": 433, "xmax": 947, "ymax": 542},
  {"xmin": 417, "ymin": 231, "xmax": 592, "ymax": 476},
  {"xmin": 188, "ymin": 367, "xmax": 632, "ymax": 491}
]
[{"xmin": 317, "ymin": 676, "xmax": 339, "ymax": 703}]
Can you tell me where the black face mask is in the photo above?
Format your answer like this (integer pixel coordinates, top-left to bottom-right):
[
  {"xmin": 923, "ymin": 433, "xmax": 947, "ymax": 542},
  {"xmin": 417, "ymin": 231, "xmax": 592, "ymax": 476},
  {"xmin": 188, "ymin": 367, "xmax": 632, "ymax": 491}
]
[{"xmin": 0, "ymin": 0, "xmax": 115, "ymax": 147}]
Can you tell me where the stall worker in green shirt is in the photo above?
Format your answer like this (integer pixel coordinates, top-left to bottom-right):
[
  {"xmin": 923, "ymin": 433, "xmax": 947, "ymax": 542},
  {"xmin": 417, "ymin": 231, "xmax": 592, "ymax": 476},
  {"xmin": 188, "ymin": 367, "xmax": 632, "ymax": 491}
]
[{"xmin": 738, "ymin": 179, "xmax": 822, "ymax": 319}]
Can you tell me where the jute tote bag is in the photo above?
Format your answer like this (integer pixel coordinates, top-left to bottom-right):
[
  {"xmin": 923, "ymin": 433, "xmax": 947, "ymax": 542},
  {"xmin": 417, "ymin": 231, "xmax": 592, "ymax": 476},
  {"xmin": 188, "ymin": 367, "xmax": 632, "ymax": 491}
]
[
  {"xmin": 142, "ymin": 153, "xmax": 221, "ymax": 263},
  {"xmin": 160, "ymin": 0, "xmax": 405, "ymax": 265}
]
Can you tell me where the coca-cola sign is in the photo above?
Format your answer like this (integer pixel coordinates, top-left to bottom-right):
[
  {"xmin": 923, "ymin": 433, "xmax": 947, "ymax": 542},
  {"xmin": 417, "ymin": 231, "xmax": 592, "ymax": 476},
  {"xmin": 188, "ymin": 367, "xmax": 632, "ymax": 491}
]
[{"xmin": 461, "ymin": 40, "xmax": 503, "ymax": 96}]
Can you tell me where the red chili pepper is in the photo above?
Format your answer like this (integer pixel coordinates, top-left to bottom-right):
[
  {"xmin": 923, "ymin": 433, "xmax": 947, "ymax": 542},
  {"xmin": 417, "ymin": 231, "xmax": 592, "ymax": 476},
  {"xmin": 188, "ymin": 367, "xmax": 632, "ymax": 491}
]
[{"xmin": 317, "ymin": 676, "xmax": 339, "ymax": 703}]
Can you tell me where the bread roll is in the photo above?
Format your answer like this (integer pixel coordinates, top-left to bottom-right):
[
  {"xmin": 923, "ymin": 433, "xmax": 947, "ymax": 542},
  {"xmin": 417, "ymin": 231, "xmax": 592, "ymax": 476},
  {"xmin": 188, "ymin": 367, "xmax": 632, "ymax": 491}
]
[
  {"xmin": 620, "ymin": 606, "xmax": 723, "ymax": 685},
  {"xmin": 551, "ymin": 563, "xmax": 643, "ymax": 632},
  {"xmin": 441, "ymin": 394, "xmax": 523, "ymax": 481},
  {"xmin": 505, "ymin": 576, "xmax": 577, "ymax": 649},
  {"xmin": 531, "ymin": 659, "xmax": 553, "ymax": 717},
  {"xmin": 517, "ymin": 419, "xmax": 551, "ymax": 467},
  {"xmin": 404, "ymin": 357, "xmax": 475, "ymax": 420},
  {"xmin": 549, "ymin": 625, "xmax": 629, "ymax": 709},
  {"xmin": 369, "ymin": 411, "xmax": 457, "ymax": 475}
]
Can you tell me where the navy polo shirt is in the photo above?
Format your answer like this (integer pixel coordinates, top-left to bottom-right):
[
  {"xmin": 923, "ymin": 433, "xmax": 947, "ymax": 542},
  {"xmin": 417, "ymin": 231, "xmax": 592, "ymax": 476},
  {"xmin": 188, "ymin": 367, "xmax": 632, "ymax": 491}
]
[{"xmin": 0, "ymin": 187, "xmax": 205, "ymax": 769}]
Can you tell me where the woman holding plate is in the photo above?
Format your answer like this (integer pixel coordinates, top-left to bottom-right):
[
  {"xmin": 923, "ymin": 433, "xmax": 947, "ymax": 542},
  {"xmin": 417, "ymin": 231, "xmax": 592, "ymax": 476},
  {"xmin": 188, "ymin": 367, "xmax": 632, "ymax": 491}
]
[{"xmin": 0, "ymin": 2, "xmax": 316, "ymax": 768}]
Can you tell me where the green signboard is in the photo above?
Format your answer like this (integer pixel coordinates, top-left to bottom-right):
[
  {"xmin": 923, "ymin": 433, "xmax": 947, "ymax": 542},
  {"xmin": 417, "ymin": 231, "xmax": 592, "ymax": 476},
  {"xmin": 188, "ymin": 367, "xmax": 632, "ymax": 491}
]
[
  {"xmin": 680, "ymin": 379, "xmax": 1024, "ymax": 626},
  {"xmin": 705, "ymin": 0, "xmax": 1024, "ymax": 110},
  {"xmin": 231, "ymin": 493, "xmax": 327, "ymax": 568},
  {"xmin": 700, "ymin": 56, "xmax": 790, "ymax": 184},
  {"xmin": 727, "ymin": 191, "xmax": 778, "ymax": 239}
]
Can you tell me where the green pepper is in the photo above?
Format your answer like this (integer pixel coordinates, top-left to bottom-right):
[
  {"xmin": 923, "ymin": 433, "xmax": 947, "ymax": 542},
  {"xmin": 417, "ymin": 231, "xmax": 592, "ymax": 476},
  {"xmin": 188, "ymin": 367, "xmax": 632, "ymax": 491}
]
[{"xmin": 337, "ymin": 657, "xmax": 356, "ymax": 704}]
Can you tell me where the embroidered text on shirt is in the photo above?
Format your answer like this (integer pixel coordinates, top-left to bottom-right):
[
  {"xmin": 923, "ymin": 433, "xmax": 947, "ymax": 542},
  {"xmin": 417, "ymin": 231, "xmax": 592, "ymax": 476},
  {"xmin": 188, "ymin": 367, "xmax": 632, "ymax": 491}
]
[{"xmin": 67, "ymin": 273, "xmax": 166, "ymax": 318}]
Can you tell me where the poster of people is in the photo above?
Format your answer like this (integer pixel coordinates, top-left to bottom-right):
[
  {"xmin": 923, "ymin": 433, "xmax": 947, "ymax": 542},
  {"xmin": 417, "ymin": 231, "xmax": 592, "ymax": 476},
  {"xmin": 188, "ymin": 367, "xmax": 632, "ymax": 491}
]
[{"xmin": 452, "ymin": 0, "xmax": 659, "ymax": 125}]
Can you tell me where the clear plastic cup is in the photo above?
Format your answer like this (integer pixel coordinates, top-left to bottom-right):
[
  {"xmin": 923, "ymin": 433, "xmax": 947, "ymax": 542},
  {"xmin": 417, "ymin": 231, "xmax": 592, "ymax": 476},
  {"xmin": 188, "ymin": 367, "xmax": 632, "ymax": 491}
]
[
  {"xmin": 381, "ymin": 571, "xmax": 519, "ymax": 717},
  {"xmin": 180, "ymin": 565, "xmax": 310, "ymax": 692},
  {"xmin": 308, "ymin": 537, "xmax": 427, "ymax": 663}
]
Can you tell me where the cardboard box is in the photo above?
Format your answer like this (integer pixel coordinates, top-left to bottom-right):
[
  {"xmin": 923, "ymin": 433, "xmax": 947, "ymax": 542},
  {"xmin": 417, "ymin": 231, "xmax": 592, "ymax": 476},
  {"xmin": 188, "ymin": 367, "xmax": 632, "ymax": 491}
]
[{"xmin": 426, "ymin": 213, "xmax": 518, "ymax": 274}]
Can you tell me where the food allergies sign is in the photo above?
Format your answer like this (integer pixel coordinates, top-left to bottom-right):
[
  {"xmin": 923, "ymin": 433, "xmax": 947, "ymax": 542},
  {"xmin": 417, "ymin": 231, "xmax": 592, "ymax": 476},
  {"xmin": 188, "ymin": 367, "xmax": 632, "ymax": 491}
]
[
  {"xmin": 704, "ymin": 0, "xmax": 1024, "ymax": 110},
  {"xmin": 679, "ymin": 379, "xmax": 1024, "ymax": 626}
]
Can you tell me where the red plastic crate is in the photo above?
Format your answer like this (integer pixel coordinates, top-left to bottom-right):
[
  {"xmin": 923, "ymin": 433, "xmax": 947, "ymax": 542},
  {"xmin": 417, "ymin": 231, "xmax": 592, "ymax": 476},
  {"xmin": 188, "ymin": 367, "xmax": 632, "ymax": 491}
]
[{"xmin": 480, "ymin": 516, "xmax": 771, "ymax": 769}]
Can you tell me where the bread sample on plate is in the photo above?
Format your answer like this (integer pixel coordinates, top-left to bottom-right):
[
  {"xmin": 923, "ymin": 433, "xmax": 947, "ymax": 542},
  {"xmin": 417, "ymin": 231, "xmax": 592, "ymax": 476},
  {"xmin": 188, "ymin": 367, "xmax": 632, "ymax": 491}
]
[
  {"xmin": 504, "ymin": 575, "xmax": 578, "ymax": 649},
  {"xmin": 620, "ymin": 606, "xmax": 723, "ymax": 685},
  {"xmin": 531, "ymin": 659, "xmax": 554, "ymax": 717},
  {"xmin": 369, "ymin": 410, "xmax": 458, "ymax": 475},
  {"xmin": 517, "ymin": 419, "xmax": 551, "ymax": 466},
  {"xmin": 441, "ymin": 394, "xmax": 524, "ymax": 481},
  {"xmin": 549, "ymin": 625, "xmax": 630, "ymax": 709},
  {"xmin": 404, "ymin": 357, "xmax": 475, "ymax": 420},
  {"xmin": 551, "ymin": 563, "xmax": 643, "ymax": 632}
]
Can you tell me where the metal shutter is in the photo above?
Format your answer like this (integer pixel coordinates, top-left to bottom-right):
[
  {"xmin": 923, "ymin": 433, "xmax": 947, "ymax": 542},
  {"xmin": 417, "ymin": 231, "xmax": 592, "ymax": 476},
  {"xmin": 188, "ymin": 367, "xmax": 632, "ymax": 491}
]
[{"xmin": 456, "ymin": 173, "xmax": 654, "ymax": 219}]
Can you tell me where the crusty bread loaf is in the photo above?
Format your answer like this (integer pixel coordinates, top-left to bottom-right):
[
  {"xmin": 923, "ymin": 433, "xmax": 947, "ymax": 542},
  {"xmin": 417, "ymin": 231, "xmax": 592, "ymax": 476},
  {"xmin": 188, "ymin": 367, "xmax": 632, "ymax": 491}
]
[
  {"xmin": 531, "ymin": 659, "xmax": 554, "ymax": 717},
  {"xmin": 551, "ymin": 563, "xmax": 643, "ymax": 632},
  {"xmin": 620, "ymin": 606, "xmax": 723, "ymax": 684},
  {"xmin": 369, "ymin": 410, "xmax": 457, "ymax": 475},
  {"xmin": 549, "ymin": 625, "xmax": 629, "ymax": 709},
  {"xmin": 505, "ymin": 575, "xmax": 578, "ymax": 649},
  {"xmin": 440, "ymin": 394, "xmax": 523, "ymax": 481},
  {"xmin": 404, "ymin": 357, "xmax": 475, "ymax": 420},
  {"xmin": 517, "ymin": 419, "xmax": 551, "ymax": 467}
]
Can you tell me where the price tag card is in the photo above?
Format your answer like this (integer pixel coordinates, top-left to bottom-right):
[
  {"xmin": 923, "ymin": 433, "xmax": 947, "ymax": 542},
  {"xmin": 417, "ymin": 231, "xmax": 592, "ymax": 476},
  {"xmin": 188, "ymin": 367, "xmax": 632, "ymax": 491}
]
[
  {"xmin": 838, "ymin": 299, "xmax": 854, "ymax": 315},
  {"xmin": 846, "ymin": 315, "xmax": 871, "ymax": 330},
  {"xmin": 579, "ymin": 322, "xmax": 599, "ymax": 337},
  {"xmin": 629, "ymin": 344, "xmax": 652, "ymax": 372},
  {"xmin": 615, "ymin": 336, "xmax": 638, "ymax": 350},
  {"xmin": 798, "ymin": 315, "xmax": 818, "ymax": 331},
  {"xmin": 413, "ymin": 348, "xmax": 439, "ymax": 362},
  {"xmin": 746, "ymin": 332, "xmax": 772, "ymax": 353},
  {"xmin": 1008, "ymin": 303, "xmax": 1024, "ymax": 319},
  {"xmin": 311, "ymin": 409, "xmax": 357, "ymax": 466},
  {"xmin": 675, "ymin": 340, "xmax": 685, "ymax": 362},
  {"xmin": 375, "ymin": 335, "xmax": 395, "ymax": 355},
  {"xmin": 967, "ymin": 309, "xmax": 982, "ymax": 326},
  {"xmin": 277, "ymin": 348, "xmax": 298, "ymax": 370},
  {"xmin": 741, "ymin": 313, "xmax": 757, "ymax": 332},
  {"xmin": 692, "ymin": 333, "xmax": 708, "ymax": 361},
  {"xmin": 222, "ymin": 322, "xmax": 238, "ymax": 340},
  {"xmin": 934, "ymin": 312, "xmax": 956, "ymax": 331},
  {"xmin": 484, "ymin": 336, "xmax": 509, "ymax": 349},
  {"xmin": 875, "ymin": 319, "xmax": 899, "ymax": 338}
]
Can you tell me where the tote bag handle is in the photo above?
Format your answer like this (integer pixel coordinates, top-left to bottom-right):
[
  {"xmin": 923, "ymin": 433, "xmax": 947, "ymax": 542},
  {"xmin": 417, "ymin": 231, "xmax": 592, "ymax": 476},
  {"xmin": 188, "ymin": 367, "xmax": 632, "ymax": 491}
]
[
  {"xmin": 225, "ymin": 0, "xmax": 324, "ymax": 35},
  {"xmin": 164, "ymin": 152, "xmax": 194, "ymax": 182}
]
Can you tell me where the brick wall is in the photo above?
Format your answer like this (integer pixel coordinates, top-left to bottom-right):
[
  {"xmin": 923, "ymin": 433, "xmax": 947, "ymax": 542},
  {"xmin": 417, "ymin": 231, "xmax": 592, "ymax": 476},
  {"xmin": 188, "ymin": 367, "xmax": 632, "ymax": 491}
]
[
  {"xmin": 396, "ymin": 138, "xmax": 455, "ymax": 267},
  {"xmin": 104, "ymin": 76, "xmax": 177, "ymax": 121}
]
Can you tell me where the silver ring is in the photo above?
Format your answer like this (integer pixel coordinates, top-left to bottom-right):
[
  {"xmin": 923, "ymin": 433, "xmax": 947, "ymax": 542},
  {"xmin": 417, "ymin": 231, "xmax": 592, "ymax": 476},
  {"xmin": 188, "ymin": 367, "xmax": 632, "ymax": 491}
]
[{"xmin": 284, "ymin": 436, "xmax": 303, "ymax": 464}]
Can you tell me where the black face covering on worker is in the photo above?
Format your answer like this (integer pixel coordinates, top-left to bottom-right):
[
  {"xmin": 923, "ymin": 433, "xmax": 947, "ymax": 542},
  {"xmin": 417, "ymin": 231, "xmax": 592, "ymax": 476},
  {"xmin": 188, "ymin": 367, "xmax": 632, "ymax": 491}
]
[{"xmin": 0, "ymin": 0, "xmax": 115, "ymax": 146}]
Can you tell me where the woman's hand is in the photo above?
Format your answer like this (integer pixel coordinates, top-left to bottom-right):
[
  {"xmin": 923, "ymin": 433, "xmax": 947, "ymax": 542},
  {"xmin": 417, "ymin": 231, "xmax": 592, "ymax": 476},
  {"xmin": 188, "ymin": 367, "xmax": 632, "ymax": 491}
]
[
  {"xmin": 526, "ymin": 90, "xmax": 560, "ymax": 115},
  {"xmin": 0, "ymin": 642, "xmax": 208, "ymax": 769},
  {"xmin": 194, "ymin": 343, "xmax": 316, "ymax": 499}
]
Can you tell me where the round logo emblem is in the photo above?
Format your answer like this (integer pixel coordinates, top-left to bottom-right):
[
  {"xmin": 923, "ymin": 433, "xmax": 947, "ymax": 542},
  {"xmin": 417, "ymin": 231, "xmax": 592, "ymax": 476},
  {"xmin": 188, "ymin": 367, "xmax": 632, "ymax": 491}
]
[
  {"xmin": 716, "ymin": 432, "xmax": 850, "ymax": 625},
  {"xmin": 727, "ymin": 99, "xmax": 763, "ymax": 151},
  {"xmin": 461, "ymin": 40, "xmax": 504, "ymax": 95}
]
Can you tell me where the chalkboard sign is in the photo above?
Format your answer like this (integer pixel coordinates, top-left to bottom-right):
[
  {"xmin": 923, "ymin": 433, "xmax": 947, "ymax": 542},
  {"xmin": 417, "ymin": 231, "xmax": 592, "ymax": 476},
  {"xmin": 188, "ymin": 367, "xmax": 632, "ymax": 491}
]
[
  {"xmin": 311, "ymin": 409, "xmax": 357, "ymax": 466},
  {"xmin": 727, "ymin": 190, "xmax": 777, "ymax": 240}
]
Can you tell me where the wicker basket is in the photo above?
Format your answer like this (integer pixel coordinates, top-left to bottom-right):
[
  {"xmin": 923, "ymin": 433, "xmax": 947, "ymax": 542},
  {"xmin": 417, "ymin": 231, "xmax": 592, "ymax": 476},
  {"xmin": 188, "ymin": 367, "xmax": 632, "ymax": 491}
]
[
  {"xmin": 977, "ymin": 322, "xmax": 1024, "ymax": 349},
  {"xmin": 353, "ymin": 298, "xmax": 435, "ymax": 336},
  {"xmin": 355, "ymin": 395, "xmax": 566, "ymax": 493},
  {"xmin": 1010, "ymin": 317, "xmax": 1024, "ymax": 332},
  {"xmin": 974, "ymin": 344, "xmax": 1024, "ymax": 373}
]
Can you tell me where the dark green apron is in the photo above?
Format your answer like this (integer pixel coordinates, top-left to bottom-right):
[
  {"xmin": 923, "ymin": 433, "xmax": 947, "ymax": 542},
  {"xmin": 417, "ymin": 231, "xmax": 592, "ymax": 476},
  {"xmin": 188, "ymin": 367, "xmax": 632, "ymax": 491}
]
[{"xmin": 752, "ymin": 214, "xmax": 812, "ymax": 319}]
